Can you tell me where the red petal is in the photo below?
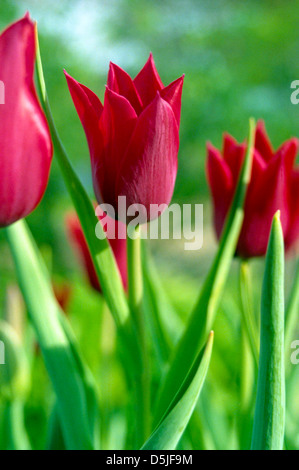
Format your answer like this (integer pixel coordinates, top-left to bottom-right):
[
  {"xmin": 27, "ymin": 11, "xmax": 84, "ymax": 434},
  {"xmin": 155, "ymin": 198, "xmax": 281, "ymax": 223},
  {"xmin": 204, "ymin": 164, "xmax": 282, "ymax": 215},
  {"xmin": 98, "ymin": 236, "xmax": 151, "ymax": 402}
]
[
  {"xmin": 116, "ymin": 93, "xmax": 179, "ymax": 222},
  {"xmin": 275, "ymin": 137, "xmax": 298, "ymax": 174},
  {"xmin": 285, "ymin": 170, "xmax": 299, "ymax": 253},
  {"xmin": 237, "ymin": 150, "xmax": 291, "ymax": 257},
  {"xmin": 160, "ymin": 75, "xmax": 184, "ymax": 126},
  {"xmin": 255, "ymin": 120, "xmax": 273, "ymax": 162},
  {"xmin": 107, "ymin": 62, "xmax": 143, "ymax": 114},
  {"xmin": 222, "ymin": 133, "xmax": 246, "ymax": 182},
  {"xmin": 0, "ymin": 16, "xmax": 53, "ymax": 227},
  {"xmin": 206, "ymin": 143, "xmax": 233, "ymax": 238},
  {"xmin": 133, "ymin": 53, "xmax": 164, "ymax": 108},
  {"xmin": 64, "ymin": 71, "xmax": 103, "ymax": 166},
  {"xmin": 96, "ymin": 87, "xmax": 137, "ymax": 208}
]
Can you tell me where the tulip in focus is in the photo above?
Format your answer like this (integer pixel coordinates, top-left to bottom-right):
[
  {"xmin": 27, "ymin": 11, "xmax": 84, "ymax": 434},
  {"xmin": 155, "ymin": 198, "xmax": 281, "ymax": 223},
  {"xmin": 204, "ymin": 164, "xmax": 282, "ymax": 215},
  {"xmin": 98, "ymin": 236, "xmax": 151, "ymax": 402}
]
[
  {"xmin": 207, "ymin": 120, "xmax": 299, "ymax": 257},
  {"xmin": 66, "ymin": 209, "xmax": 128, "ymax": 292},
  {"xmin": 64, "ymin": 54, "xmax": 184, "ymax": 223},
  {"xmin": 0, "ymin": 15, "xmax": 53, "ymax": 227}
]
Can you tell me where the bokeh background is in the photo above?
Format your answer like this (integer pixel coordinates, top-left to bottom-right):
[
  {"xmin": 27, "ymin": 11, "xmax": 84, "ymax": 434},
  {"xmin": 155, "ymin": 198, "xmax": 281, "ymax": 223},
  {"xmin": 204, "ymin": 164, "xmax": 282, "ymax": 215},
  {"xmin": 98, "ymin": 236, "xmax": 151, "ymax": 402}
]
[{"xmin": 0, "ymin": 0, "xmax": 298, "ymax": 450}]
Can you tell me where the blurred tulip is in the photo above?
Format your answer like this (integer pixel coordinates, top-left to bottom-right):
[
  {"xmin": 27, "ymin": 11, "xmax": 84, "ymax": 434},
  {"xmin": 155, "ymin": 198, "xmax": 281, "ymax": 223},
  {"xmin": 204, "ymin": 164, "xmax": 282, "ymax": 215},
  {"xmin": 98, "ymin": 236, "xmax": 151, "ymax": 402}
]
[
  {"xmin": 64, "ymin": 54, "xmax": 183, "ymax": 223},
  {"xmin": 0, "ymin": 15, "xmax": 53, "ymax": 227},
  {"xmin": 53, "ymin": 283, "xmax": 72, "ymax": 313},
  {"xmin": 207, "ymin": 120, "xmax": 299, "ymax": 257},
  {"xmin": 66, "ymin": 209, "xmax": 128, "ymax": 292}
]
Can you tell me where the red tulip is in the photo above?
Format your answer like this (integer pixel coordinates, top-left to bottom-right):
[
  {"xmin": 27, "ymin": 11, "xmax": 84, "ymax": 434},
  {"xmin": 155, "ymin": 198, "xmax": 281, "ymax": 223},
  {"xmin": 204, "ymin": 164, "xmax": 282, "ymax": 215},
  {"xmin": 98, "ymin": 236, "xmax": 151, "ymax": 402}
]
[
  {"xmin": 207, "ymin": 120, "xmax": 299, "ymax": 258},
  {"xmin": 0, "ymin": 15, "xmax": 53, "ymax": 227},
  {"xmin": 64, "ymin": 54, "xmax": 183, "ymax": 223},
  {"xmin": 66, "ymin": 209, "xmax": 128, "ymax": 292}
]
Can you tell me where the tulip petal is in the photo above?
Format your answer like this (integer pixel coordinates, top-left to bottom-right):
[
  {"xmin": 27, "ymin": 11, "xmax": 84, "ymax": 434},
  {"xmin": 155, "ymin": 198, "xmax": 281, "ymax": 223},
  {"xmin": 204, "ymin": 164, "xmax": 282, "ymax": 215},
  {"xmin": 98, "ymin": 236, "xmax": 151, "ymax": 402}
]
[
  {"xmin": 133, "ymin": 53, "xmax": 164, "ymax": 108},
  {"xmin": 285, "ymin": 170, "xmax": 299, "ymax": 252},
  {"xmin": 160, "ymin": 75, "xmax": 184, "ymax": 126},
  {"xmin": 275, "ymin": 138, "xmax": 298, "ymax": 174},
  {"xmin": 107, "ymin": 62, "xmax": 143, "ymax": 115},
  {"xmin": 222, "ymin": 133, "xmax": 246, "ymax": 182},
  {"xmin": 64, "ymin": 71, "xmax": 103, "ymax": 166},
  {"xmin": 96, "ymin": 87, "xmax": 137, "ymax": 208},
  {"xmin": 255, "ymin": 120, "xmax": 273, "ymax": 162},
  {"xmin": 116, "ymin": 93, "xmax": 179, "ymax": 222},
  {"xmin": 0, "ymin": 16, "xmax": 53, "ymax": 227},
  {"xmin": 238, "ymin": 150, "xmax": 291, "ymax": 257},
  {"xmin": 206, "ymin": 143, "xmax": 233, "ymax": 237}
]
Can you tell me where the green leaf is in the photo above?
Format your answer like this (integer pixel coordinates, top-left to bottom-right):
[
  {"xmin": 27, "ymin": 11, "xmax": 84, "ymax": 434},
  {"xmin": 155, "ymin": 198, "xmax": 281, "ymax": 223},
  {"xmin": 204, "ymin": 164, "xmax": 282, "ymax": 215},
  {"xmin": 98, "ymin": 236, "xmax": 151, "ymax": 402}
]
[
  {"xmin": 154, "ymin": 118, "xmax": 256, "ymax": 423},
  {"xmin": 2, "ymin": 401, "xmax": 31, "ymax": 451},
  {"xmin": 251, "ymin": 211, "xmax": 285, "ymax": 451},
  {"xmin": 5, "ymin": 220, "xmax": 94, "ymax": 450},
  {"xmin": 239, "ymin": 261, "xmax": 259, "ymax": 365},
  {"xmin": 141, "ymin": 332, "xmax": 214, "ymax": 450}
]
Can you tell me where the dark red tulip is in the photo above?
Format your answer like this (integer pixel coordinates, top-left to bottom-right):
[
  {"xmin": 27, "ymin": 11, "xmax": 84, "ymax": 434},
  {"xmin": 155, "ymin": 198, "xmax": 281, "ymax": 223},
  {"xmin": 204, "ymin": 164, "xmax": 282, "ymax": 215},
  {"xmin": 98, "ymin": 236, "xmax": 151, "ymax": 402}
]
[
  {"xmin": 207, "ymin": 120, "xmax": 299, "ymax": 258},
  {"xmin": 66, "ymin": 209, "xmax": 128, "ymax": 292},
  {"xmin": 0, "ymin": 15, "xmax": 53, "ymax": 227},
  {"xmin": 64, "ymin": 54, "xmax": 183, "ymax": 223}
]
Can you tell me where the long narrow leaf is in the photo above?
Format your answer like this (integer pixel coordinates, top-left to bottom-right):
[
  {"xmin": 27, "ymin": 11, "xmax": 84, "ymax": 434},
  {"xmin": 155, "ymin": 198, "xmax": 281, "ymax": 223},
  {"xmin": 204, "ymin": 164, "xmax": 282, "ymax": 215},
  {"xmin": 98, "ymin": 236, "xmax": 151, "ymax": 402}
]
[
  {"xmin": 35, "ymin": 26, "xmax": 130, "ymax": 329},
  {"xmin": 251, "ymin": 211, "xmax": 285, "ymax": 450},
  {"xmin": 5, "ymin": 220, "xmax": 94, "ymax": 450},
  {"xmin": 154, "ymin": 119, "xmax": 255, "ymax": 423},
  {"xmin": 141, "ymin": 332, "xmax": 214, "ymax": 450}
]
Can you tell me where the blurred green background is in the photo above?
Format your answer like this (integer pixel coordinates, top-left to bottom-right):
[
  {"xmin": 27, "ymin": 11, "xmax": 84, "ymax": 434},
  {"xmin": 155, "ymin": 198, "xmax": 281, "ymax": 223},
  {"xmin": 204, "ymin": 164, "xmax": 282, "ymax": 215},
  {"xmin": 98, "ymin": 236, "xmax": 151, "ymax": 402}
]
[{"xmin": 0, "ymin": 0, "xmax": 298, "ymax": 450}]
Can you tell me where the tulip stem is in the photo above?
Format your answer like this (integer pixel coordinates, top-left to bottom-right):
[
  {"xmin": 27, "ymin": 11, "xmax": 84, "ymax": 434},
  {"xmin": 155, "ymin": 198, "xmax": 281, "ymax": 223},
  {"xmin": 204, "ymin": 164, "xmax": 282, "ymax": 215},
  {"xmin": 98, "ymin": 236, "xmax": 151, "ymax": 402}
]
[
  {"xmin": 239, "ymin": 260, "xmax": 259, "ymax": 366},
  {"xmin": 127, "ymin": 225, "xmax": 151, "ymax": 446}
]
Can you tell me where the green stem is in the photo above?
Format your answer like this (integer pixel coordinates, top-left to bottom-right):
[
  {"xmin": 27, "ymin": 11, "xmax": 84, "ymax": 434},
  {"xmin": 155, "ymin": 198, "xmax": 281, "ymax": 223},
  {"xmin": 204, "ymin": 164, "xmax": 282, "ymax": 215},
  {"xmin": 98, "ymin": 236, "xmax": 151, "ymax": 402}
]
[
  {"xmin": 239, "ymin": 261, "xmax": 259, "ymax": 366},
  {"xmin": 238, "ymin": 323, "xmax": 254, "ymax": 449},
  {"xmin": 3, "ymin": 400, "xmax": 31, "ymax": 450},
  {"xmin": 127, "ymin": 226, "xmax": 151, "ymax": 446}
]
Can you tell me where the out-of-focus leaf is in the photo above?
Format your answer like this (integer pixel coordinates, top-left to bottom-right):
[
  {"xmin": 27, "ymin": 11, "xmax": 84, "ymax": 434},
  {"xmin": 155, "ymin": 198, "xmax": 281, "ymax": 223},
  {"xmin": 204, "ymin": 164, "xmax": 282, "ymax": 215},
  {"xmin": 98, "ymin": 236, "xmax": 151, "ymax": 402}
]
[
  {"xmin": 141, "ymin": 332, "xmax": 214, "ymax": 450},
  {"xmin": 5, "ymin": 220, "xmax": 95, "ymax": 450},
  {"xmin": 251, "ymin": 212, "xmax": 285, "ymax": 450}
]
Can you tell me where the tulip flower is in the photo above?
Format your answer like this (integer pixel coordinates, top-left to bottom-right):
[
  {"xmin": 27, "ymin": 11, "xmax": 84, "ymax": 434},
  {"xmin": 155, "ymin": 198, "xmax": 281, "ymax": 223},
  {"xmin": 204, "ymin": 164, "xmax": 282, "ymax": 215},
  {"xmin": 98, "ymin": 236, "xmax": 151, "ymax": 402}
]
[
  {"xmin": 66, "ymin": 209, "xmax": 128, "ymax": 292},
  {"xmin": 0, "ymin": 15, "xmax": 53, "ymax": 228},
  {"xmin": 64, "ymin": 54, "xmax": 183, "ymax": 223},
  {"xmin": 207, "ymin": 120, "xmax": 299, "ymax": 258}
]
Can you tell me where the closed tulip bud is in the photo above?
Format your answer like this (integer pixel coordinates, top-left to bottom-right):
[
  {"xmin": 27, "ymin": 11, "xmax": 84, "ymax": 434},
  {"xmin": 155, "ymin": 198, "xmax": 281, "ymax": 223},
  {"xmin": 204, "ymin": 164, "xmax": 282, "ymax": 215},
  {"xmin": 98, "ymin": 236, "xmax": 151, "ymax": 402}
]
[
  {"xmin": 0, "ymin": 15, "xmax": 53, "ymax": 227},
  {"xmin": 207, "ymin": 120, "xmax": 299, "ymax": 258},
  {"xmin": 66, "ymin": 208, "xmax": 128, "ymax": 292},
  {"xmin": 64, "ymin": 54, "xmax": 183, "ymax": 223}
]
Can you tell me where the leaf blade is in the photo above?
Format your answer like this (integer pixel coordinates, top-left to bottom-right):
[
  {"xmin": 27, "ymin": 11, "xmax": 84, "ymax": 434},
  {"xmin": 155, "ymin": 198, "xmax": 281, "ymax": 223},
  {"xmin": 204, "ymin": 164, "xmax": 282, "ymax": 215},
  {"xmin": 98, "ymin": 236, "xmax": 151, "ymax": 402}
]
[
  {"xmin": 251, "ymin": 211, "xmax": 285, "ymax": 450},
  {"xmin": 5, "ymin": 220, "xmax": 94, "ymax": 450},
  {"xmin": 141, "ymin": 332, "xmax": 214, "ymax": 450}
]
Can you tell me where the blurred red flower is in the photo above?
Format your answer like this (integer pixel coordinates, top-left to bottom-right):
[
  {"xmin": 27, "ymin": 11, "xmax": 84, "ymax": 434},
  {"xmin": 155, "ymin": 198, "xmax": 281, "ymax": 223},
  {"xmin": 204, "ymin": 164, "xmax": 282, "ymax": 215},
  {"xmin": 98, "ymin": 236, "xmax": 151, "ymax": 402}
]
[
  {"xmin": 64, "ymin": 54, "xmax": 184, "ymax": 223},
  {"xmin": 207, "ymin": 120, "xmax": 299, "ymax": 257},
  {"xmin": 0, "ymin": 15, "xmax": 53, "ymax": 227},
  {"xmin": 66, "ymin": 209, "xmax": 127, "ymax": 293}
]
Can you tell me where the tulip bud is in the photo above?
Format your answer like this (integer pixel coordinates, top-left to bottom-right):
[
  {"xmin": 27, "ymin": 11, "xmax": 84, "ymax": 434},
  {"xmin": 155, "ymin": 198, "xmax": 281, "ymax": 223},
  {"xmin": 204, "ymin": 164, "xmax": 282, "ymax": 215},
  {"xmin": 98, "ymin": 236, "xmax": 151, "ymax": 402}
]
[
  {"xmin": 64, "ymin": 54, "xmax": 183, "ymax": 224},
  {"xmin": 65, "ymin": 208, "xmax": 128, "ymax": 292},
  {"xmin": 207, "ymin": 121, "xmax": 299, "ymax": 258},
  {"xmin": 0, "ymin": 15, "xmax": 53, "ymax": 228}
]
